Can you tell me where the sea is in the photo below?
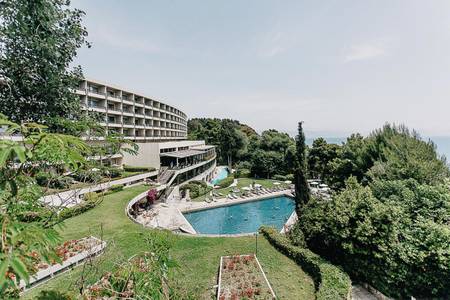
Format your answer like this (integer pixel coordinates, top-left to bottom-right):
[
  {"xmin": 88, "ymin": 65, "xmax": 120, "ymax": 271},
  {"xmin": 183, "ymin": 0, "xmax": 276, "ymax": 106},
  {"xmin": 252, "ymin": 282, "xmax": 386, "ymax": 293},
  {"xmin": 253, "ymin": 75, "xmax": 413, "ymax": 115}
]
[{"xmin": 306, "ymin": 137, "xmax": 450, "ymax": 161}]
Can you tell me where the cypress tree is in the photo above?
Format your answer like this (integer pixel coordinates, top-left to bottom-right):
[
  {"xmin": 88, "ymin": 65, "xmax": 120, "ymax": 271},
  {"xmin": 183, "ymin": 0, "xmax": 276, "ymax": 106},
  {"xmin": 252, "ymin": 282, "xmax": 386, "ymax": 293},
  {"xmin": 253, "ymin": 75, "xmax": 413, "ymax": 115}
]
[{"xmin": 294, "ymin": 122, "xmax": 311, "ymax": 215}]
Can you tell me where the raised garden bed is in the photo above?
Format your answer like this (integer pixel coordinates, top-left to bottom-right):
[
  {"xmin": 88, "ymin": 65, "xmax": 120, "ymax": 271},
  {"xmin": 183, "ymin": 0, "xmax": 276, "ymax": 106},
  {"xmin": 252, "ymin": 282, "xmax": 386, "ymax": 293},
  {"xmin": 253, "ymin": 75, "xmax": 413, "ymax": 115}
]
[
  {"xmin": 20, "ymin": 236, "xmax": 106, "ymax": 290},
  {"xmin": 217, "ymin": 254, "xmax": 276, "ymax": 300}
]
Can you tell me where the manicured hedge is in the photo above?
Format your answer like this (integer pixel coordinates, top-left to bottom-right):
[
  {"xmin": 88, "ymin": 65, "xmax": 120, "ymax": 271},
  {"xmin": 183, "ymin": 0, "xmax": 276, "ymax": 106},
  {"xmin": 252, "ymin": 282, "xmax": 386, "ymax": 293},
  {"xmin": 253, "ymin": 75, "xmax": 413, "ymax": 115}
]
[
  {"xmin": 260, "ymin": 226, "xmax": 351, "ymax": 300},
  {"xmin": 123, "ymin": 165, "xmax": 156, "ymax": 172},
  {"xmin": 58, "ymin": 200, "xmax": 96, "ymax": 221},
  {"xmin": 180, "ymin": 180, "xmax": 211, "ymax": 199},
  {"xmin": 217, "ymin": 175, "xmax": 234, "ymax": 188}
]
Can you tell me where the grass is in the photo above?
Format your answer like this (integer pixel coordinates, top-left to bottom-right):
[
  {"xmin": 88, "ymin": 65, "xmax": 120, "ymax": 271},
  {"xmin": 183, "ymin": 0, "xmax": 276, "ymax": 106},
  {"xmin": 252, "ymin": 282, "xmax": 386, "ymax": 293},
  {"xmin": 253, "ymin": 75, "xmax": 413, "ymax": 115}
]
[
  {"xmin": 193, "ymin": 177, "xmax": 290, "ymax": 202},
  {"xmin": 24, "ymin": 185, "xmax": 314, "ymax": 299}
]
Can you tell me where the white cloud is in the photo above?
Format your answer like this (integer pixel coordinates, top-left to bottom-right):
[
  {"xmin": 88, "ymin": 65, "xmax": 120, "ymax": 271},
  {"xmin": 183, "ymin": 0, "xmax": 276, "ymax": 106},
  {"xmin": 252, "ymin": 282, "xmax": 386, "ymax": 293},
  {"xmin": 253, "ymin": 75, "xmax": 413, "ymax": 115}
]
[{"xmin": 344, "ymin": 39, "xmax": 390, "ymax": 62}]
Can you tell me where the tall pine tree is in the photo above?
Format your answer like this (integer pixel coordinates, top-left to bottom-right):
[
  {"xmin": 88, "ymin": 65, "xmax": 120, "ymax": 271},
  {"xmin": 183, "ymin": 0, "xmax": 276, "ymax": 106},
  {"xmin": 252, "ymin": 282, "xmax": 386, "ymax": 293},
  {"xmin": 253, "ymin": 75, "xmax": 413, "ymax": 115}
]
[{"xmin": 294, "ymin": 122, "xmax": 311, "ymax": 215}]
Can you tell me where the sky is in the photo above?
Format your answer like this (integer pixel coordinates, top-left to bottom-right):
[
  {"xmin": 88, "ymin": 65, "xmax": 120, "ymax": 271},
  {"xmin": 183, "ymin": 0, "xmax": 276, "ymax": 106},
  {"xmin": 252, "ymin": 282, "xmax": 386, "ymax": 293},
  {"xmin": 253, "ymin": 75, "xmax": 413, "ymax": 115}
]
[{"xmin": 71, "ymin": 0, "xmax": 450, "ymax": 138}]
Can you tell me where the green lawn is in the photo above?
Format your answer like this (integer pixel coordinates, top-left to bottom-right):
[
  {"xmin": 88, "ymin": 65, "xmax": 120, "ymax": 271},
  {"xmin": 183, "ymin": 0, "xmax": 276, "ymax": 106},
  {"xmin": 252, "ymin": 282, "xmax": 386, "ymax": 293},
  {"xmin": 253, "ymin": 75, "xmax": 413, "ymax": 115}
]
[
  {"xmin": 193, "ymin": 177, "xmax": 290, "ymax": 202},
  {"xmin": 24, "ymin": 185, "xmax": 314, "ymax": 299}
]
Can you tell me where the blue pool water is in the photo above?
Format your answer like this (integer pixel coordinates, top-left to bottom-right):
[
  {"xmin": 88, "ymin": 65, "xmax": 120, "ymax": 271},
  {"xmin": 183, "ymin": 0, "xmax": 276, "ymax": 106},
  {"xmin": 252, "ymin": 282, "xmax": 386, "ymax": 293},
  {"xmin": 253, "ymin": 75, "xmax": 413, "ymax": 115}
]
[
  {"xmin": 211, "ymin": 167, "xmax": 229, "ymax": 185},
  {"xmin": 183, "ymin": 196, "xmax": 295, "ymax": 235}
]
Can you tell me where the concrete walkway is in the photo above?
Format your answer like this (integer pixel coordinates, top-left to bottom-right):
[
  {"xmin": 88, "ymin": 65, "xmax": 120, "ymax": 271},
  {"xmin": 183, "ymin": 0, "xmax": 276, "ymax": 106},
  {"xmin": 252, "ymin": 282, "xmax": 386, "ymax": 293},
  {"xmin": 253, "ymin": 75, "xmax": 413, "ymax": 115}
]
[{"xmin": 41, "ymin": 171, "xmax": 158, "ymax": 208}]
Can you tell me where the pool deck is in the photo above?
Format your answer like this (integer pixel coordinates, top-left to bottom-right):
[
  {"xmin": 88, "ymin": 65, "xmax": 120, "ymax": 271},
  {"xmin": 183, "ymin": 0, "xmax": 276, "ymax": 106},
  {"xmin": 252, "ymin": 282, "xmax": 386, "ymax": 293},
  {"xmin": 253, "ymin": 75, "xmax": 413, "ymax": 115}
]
[{"xmin": 135, "ymin": 189, "xmax": 297, "ymax": 236}]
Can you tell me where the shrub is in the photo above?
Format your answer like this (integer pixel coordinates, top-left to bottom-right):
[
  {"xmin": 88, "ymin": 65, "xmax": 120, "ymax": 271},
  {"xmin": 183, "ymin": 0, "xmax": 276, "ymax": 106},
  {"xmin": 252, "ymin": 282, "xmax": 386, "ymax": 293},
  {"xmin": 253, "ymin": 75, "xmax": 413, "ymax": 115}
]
[
  {"xmin": 218, "ymin": 175, "xmax": 234, "ymax": 188},
  {"xmin": 285, "ymin": 174, "xmax": 294, "ymax": 181},
  {"xmin": 37, "ymin": 290, "xmax": 74, "ymax": 300},
  {"xmin": 102, "ymin": 167, "xmax": 123, "ymax": 178},
  {"xmin": 235, "ymin": 168, "xmax": 251, "ymax": 178},
  {"xmin": 110, "ymin": 184, "xmax": 124, "ymax": 192},
  {"xmin": 123, "ymin": 165, "xmax": 156, "ymax": 172},
  {"xmin": 72, "ymin": 169, "xmax": 102, "ymax": 183},
  {"xmin": 272, "ymin": 174, "xmax": 286, "ymax": 181},
  {"xmin": 84, "ymin": 192, "xmax": 99, "ymax": 202},
  {"xmin": 180, "ymin": 180, "xmax": 211, "ymax": 199},
  {"xmin": 260, "ymin": 226, "xmax": 351, "ymax": 300},
  {"xmin": 58, "ymin": 200, "xmax": 96, "ymax": 221}
]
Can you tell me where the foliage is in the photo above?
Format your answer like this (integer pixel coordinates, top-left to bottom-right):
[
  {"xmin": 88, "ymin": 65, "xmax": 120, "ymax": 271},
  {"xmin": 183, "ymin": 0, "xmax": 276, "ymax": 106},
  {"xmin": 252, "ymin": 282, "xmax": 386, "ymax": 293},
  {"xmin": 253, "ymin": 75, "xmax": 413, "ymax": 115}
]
[
  {"xmin": 0, "ymin": 0, "xmax": 89, "ymax": 127},
  {"xmin": 58, "ymin": 201, "xmax": 96, "ymax": 221},
  {"xmin": 217, "ymin": 175, "xmax": 234, "ymax": 189},
  {"xmin": 260, "ymin": 226, "xmax": 351, "ymax": 300},
  {"xmin": 299, "ymin": 177, "xmax": 450, "ymax": 298},
  {"xmin": 83, "ymin": 192, "xmax": 98, "ymax": 202},
  {"xmin": 307, "ymin": 138, "xmax": 340, "ymax": 180},
  {"xmin": 188, "ymin": 118, "xmax": 252, "ymax": 165},
  {"xmin": 180, "ymin": 181, "xmax": 211, "ymax": 199},
  {"xmin": 272, "ymin": 174, "xmax": 287, "ymax": 181},
  {"xmin": 36, "ymin": 171, "xmax": 73, "ymax": 189},
  {"xmin": 220, "ymin": 119, "xmax": 248, "ymax": 168},
  {"xmin": 71, "ymin": 169, "xmax": 102, "ymax": 183},
  {"xmin": 90, "ymin": 133, "xmax": 139, "ymax": 167},
  {"xmin": 0, "ymin": 115, "xmax": 89, "ymax": 295},
  {"xmin": 327, "ymin": 125, "xmax": 449, "ymax": 189},
  {"xmin": 294, "ymin": 122, "xmax": 311, "ymax": 214},
  {"xmin": 83, "ymin": 232, "xmax": 195, "ymax": 299},
  {"xmin": 101, "ymin": 167, "xmax": 123, "ymax": 178},
  {"xmin": 146, "ymin": 188, "xmax": 158, "ymax": 204},
  {"xmin": 123, "ymin": 165, "xmax": 156, "ymax": 172},
  {"xmin": 36, "ymin": 290, "xmax": 74, "ymax": 300},
  {"xmin": 109, "ymin": 184, "xmax": 124, "ymax": 193}
]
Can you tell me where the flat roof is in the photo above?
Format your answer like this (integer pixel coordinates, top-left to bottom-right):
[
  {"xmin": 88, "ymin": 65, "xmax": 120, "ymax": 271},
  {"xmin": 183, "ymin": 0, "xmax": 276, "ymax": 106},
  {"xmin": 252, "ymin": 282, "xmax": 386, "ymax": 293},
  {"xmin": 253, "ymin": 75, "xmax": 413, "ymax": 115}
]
[
  {"xmin": 190, "ymin": 145, "xmax": 215, "ymax": 150},
  {"xmin": 160, "ymin": 149, "xmax": 204, "ymax": 159}
]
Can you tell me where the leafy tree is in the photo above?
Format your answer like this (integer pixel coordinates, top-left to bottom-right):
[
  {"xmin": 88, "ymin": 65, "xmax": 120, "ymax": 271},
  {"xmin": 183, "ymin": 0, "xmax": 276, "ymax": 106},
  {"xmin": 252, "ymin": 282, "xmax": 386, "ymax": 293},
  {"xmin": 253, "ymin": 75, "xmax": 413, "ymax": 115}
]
[
  {"xmin": 249, "ymin": 149, "xmax": 283, "ymax": 178},
  {"xmin": 300, "ymin": 177, "xmax": 450, "ymax": 298},
  {"xmin": 294, "ymin": 122, "xmax": 310, "ymax": 214},
  {"xmin": 0, "ymin": 115, "xmax": 90, "ymax": 295},
  {"xmin": 219, "ymin": 119, "xmax": 247, "ymax": 169},
  {"xmin": 0, "ymin": 0, "xmax": 89, "ymax": 126},
  {"xmin": 307, "ymin": 137, "xmax": 340, "ymax": 181}
]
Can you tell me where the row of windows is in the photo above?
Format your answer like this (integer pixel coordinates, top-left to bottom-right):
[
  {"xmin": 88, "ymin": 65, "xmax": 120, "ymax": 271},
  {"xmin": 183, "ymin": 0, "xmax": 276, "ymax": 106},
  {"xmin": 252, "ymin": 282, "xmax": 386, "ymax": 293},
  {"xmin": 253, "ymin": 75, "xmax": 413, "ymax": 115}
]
[
  {"xmin": 78, "ymin": 81, "xmax": 186, "ymax": 119},
  {"xmin": 84, "ymin": 97, "xmax": 187, "ymax": 125}
]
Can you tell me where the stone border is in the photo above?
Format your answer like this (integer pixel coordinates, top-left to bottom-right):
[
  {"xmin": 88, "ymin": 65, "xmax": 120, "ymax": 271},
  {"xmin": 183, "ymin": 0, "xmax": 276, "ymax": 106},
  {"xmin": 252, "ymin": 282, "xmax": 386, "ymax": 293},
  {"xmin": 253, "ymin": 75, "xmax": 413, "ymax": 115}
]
[
  {"xmin": 217, "ymin": 254, "xmax": 276, "ymax": 300},
  {"xmin": 20, "ymin": 236, "xmax": 106, "ymax": 291}
]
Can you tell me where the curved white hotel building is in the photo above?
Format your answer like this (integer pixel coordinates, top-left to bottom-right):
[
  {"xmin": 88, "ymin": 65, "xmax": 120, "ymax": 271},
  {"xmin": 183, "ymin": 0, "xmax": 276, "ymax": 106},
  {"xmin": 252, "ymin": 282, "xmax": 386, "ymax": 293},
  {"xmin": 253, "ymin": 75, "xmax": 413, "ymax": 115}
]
[{"xmin": 75, "ymin": 79, "xmax": 216, "ymax": 187}]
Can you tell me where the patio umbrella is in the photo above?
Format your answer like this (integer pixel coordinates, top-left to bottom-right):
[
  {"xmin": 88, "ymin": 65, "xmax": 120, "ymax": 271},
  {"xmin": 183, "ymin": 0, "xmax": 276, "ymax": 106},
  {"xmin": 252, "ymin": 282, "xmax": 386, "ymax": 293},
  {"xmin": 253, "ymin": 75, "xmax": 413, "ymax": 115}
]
[
  {"xmin": 310, "ymin": 182, "xmax": 319, "ymax": 186},
  {"xmin": 319, "ymin": 184, "xmax": 328, "ymax": 188},
  {"xmin": 284, "ymin": 180, "xmax": 292, "ymax": 184},
  {"xmin": 273, "ymin": 182, "xmax": 281, "ymax": 185}
]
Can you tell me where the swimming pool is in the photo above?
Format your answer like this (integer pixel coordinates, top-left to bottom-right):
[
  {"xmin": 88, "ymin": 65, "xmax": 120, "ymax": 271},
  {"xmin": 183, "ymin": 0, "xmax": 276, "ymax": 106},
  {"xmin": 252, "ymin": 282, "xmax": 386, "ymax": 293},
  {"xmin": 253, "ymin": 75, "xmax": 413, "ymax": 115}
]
[
  {"xmin": 211, "ymin": 167, "xmax": 229, "ymax": 185},
  {"xmin": 183, "ymin": 196, "xmax": 295, "ymax": 235}
]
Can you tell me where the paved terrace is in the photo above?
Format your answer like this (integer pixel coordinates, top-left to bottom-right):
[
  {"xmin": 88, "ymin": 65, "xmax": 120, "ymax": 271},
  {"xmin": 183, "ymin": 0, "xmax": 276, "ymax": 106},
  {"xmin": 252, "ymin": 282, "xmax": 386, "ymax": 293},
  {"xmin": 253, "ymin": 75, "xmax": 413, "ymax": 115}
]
[{"xmin": 131, "ymin": 189, "xmax": 297, "ymax": 236}]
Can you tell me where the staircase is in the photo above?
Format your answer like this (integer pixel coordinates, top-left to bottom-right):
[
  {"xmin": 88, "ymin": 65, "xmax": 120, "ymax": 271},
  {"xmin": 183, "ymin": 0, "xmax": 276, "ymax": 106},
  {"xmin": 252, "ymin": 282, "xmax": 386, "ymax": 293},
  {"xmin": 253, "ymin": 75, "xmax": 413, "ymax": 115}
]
[{"xmin": 158, "ymin": 167, "xmax": 175, "ymax": 185}]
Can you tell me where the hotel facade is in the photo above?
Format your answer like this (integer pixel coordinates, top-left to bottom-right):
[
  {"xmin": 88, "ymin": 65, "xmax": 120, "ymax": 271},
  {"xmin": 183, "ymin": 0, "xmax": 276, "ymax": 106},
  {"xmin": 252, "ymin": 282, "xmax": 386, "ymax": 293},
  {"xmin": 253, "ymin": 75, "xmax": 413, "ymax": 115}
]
[{"xmin": 75, "ymin": 78, "xmax": 217, "ymax": 188}]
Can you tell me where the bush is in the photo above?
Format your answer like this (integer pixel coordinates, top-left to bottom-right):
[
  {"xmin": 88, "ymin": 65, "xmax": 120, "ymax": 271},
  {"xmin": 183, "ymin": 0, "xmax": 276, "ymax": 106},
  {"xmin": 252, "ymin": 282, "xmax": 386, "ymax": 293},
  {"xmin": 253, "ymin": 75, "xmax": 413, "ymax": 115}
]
[
  {"xmin": 285, "ymin": 174, "xmax": 294, "ymax": 181},
  {"xmin": 272, "ymin": 174, "xmax": 286, "ymax": 181},
  {"xmin": 217, "ymin": 175, "xmax": 234, "ymax": 188},
  {"xmin": 235, "ymin": 168, "xmax": 251, "ymax": 178},
  {"xmin": 123, "ymin": 165, "xmax": 156, "ymax": 172},
  {"xmin": 37, "ymin": 290, "xmax": 74, "ymax": 300},
  {"xmin": 260, "ymin": 226, "xmax": 351, "ymax": 300},
  {"xmin": 102, "ymin": 167, "xmax": 123, "ymax": 178},
  {"xmin": 36, "ymin": 171, "xmax": 73, "ymax": 189},
  {"xmin": 180, "ymin": 180, "xmax": 211, "ymax": 199},
  {"xmin": 110, "ymin": 184, "xmax": 124, "ymax": 192},
  {"xmin": 58, "ymin": 200, "xmax": 96, "ymax": 221},
  {"xmin": 84, "ymin": 192, "xmax": 99, "ymax": 202},
  {"xmin": 72, "ymin": 169, "xmax": 102, "ymax": 183}
]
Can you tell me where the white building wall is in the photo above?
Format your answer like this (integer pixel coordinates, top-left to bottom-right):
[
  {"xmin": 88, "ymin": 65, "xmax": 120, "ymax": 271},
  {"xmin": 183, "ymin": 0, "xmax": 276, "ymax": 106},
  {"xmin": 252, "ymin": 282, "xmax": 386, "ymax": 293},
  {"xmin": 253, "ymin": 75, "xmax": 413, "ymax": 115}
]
[{"xmin": 122, "ymin": 140, "xmax": 207, "ymax": 169}]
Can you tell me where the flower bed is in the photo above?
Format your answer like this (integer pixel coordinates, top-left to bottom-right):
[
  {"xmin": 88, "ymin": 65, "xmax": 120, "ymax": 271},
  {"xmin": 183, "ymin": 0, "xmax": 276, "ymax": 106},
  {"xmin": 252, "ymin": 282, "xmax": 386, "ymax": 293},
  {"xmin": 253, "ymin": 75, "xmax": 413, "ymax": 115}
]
[
  {"xmin": 217, "ymin": 254, "xmax": 276, "ymax": 300},
  {"xmin": 20, "ymin": 236, "xmax": 106, "ymax": 290}
]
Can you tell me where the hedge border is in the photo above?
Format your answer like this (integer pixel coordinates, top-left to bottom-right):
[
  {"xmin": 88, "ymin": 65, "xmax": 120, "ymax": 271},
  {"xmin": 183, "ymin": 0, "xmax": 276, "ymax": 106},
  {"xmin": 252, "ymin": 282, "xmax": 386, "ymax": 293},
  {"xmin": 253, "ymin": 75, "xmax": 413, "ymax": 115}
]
[{"xmin": 260, "ymin": 226, "xmax": 351, "ymax": 300}]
